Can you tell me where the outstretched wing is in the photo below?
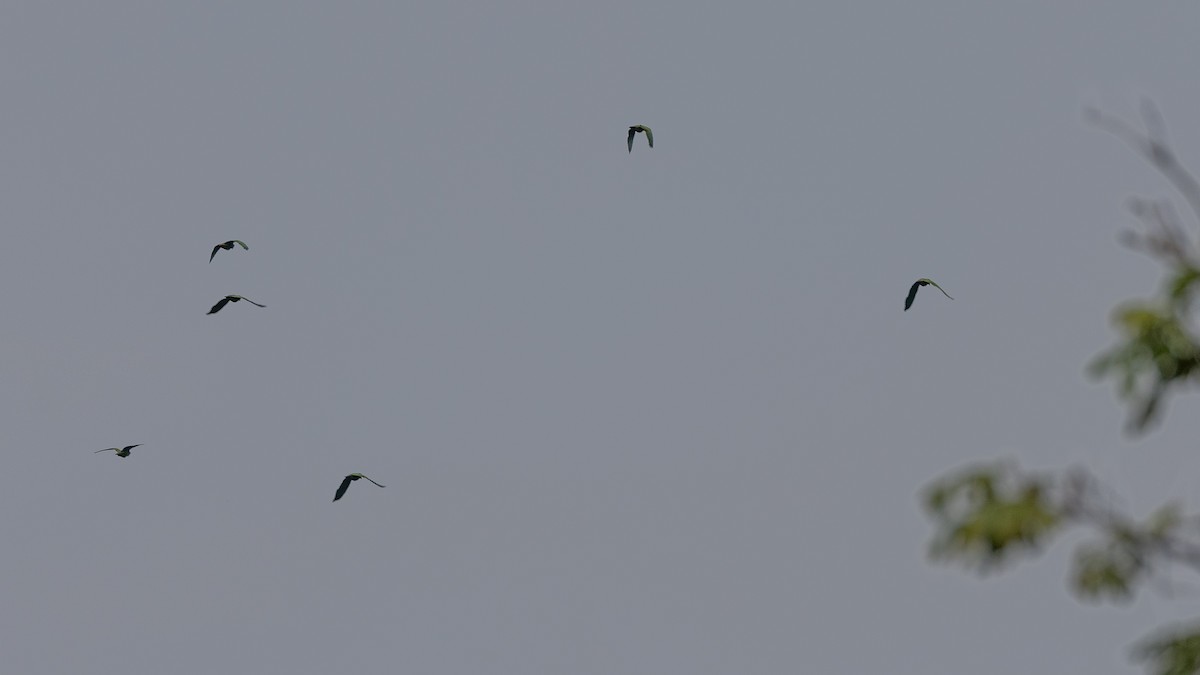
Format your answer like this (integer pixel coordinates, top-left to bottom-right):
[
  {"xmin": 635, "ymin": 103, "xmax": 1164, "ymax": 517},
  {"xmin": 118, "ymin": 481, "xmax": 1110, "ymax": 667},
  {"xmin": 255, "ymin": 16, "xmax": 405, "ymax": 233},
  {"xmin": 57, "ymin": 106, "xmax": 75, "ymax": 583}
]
[
  {"xmin": 232, "ymin": 240, "xmax": 248, "ymax": 250},
  {"xmin": 208, "ymin": 297, "xmax": 231, "ymax": 315},
  {"xmin": 95, "ymin": 448, "xmax": 117, "ymax": 453},
  {"xmin": 122, "ymin": 444, "xmax": 142, "ymax": 452},
  {"xmin": 642, "ymin": 126, "xmax": 653, "ymax": 148},
  {"xmin": 333, "ymin": 475, "xmax": 354, "ymax": 502},
  {"xmin": 360, "ymin": 475, "xmax": 386, "ymax": 489},
  {"xmin": 904, "ymin": 281, "xmax": 922, "ymax": 311},
  {"xmin": 240, "ymin": 296, "xmax": 267, "ymax": 308},
  {"xmin": 209, "ymin": 245, "xmax": 222, "ymax": 263},
  {"xmin": 926, "ymin": 280, "xmax": 954, "ymax": 300},
  {"xmin": 627, "ymin": 127, "xmax": 636, "ymax": 153}
]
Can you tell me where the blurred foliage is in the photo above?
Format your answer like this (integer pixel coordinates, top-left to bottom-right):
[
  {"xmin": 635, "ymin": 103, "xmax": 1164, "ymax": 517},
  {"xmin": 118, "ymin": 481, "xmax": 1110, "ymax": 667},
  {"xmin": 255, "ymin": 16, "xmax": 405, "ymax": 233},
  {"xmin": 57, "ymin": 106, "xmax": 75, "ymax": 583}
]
[
  {"xmin": 922, "ymin": 103, "xmax": 1200, "ymax": 675},
  {"xmin": 1070, "ymin": 503, "xmax": 1183, "ymax": 602},
  {"xmin": 923, "ymin": 460, "xmax": 1200, "ymax": 673},
  {"xmin": 924, "ymin": 462, "xmax": 1060, "ymax": 570},
  {"xmin": 1071, "ymin": 539, "xmax": 1141, "ymax": 602},
  {"xmin": 1089, "ymin": 268, "xmax": 1200, "ymax": 432},
  {"xmin": 1136, "ymin": 624, "xmax": 1200, "ymax": 675},
  {"xmin": 922, "ymin": 463, "xmax": 1190, "ymax": 600},
  {"xmin": 1086, "ymin": 102, "xmax": 1200, "ymax": 435}
]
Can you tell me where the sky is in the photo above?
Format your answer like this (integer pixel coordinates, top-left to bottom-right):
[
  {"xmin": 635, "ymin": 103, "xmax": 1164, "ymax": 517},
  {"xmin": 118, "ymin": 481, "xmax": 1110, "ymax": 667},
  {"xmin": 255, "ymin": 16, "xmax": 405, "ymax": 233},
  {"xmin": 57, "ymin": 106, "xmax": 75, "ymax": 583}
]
[{"xmin": 2, "ymin": 2, "xmax": 1200, "ymax": 673}]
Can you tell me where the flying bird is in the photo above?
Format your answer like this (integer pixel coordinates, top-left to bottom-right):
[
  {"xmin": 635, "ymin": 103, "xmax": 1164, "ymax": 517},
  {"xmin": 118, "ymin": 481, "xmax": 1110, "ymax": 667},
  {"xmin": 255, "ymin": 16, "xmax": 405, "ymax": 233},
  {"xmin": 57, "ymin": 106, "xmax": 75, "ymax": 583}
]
[
  {"xmin": 627, "ymin": 124, "xmax": 653, "ymax": 153},
  {"xmin": 333, "ymin": 473, "xmax": 386, "ymax": 502},
  {"xmin": 207, "ymin": 294, "xmax": 266, "ymax": 315},
  {"xmin": 209, "ymin": 240, "xmax": 249, "ymax": 263},
  {"xmin": 905, "ymin": 278, "xmax": 954, "ymax": 311},
  {"xmin": 95, "ymin": 444, "xmax": 142, "ymax": 458}
]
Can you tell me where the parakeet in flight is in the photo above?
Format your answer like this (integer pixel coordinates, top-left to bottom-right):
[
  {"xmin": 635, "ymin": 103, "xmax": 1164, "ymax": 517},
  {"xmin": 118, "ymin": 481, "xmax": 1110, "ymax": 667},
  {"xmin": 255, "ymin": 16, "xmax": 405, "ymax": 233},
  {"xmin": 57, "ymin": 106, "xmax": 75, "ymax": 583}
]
[
  {"xmin": 333, "ymin": 473, "xmax": 386, "ymax": 502},
  {"xmin": 209, "ymin": 240, "xmax": 249, "ymax": 263},
  {"xmin": 627, "ymin": 125, "xmax": 653, "ymax": 153},
  {"xmin": 207, "ymin": 294, "xmax": 266, "ymax": 315},
  {"xmin": 95, "ymin": 444, "xmax": 142, "ymax": 458},
  {"xmin": 905, "ymin": 278, "xmax": 954, "ymax": 311}
]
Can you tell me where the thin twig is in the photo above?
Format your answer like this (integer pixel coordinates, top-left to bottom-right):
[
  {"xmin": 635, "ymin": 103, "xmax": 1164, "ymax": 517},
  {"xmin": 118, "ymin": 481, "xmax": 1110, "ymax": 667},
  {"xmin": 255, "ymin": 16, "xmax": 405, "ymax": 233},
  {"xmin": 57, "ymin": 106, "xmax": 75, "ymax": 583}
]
[{"xmin": 1086, "ymin": 103, "xmax": 1200, "ymax": 227}]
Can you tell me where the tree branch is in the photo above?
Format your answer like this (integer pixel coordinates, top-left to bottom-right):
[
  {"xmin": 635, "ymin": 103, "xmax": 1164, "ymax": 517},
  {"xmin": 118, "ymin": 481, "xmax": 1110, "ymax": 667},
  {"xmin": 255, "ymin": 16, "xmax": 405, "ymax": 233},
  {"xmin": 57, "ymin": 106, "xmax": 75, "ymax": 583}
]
[{"xmin": 1086, "ymin": 101, "xmax": 1200, "ymax": 229}]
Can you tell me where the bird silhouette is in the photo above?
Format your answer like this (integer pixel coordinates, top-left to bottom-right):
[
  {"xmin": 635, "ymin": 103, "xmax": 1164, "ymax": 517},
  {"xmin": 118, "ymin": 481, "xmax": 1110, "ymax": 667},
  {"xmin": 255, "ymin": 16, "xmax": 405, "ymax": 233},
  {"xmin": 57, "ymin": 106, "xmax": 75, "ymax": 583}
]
[
  {"xmin": 905, "ymin": 278, "xmax": 954, "ymax": 311},
  {"xmin": 333, "ymin": 473, "xmax": 386, "ymax": 502},
  {"xmin": 627, "ymin": 125, "xmax": 653, "ymax": 153},
  {"xmin": 207, "ymin": 294, "xmax": 266, "ymax": 315},
  {"xmin": 95, "ymin": 444, "xmax": 142, "ymax": 458},
  {"xmin": 209, "ymin": 240, "xmax": 249, "ymax": 263}
]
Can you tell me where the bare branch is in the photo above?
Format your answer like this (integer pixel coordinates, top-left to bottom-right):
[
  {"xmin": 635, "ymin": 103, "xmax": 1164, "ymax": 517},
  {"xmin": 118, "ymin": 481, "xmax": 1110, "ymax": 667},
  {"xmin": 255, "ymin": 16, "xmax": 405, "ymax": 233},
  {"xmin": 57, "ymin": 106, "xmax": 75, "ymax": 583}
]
[
  {"xmin": 1086, "ymin": 105, "xmax": 1200, "ymax": 227},
  {"xmin": 1122, "ymin": 197, "xmax": 1195, "ymax": 265}
]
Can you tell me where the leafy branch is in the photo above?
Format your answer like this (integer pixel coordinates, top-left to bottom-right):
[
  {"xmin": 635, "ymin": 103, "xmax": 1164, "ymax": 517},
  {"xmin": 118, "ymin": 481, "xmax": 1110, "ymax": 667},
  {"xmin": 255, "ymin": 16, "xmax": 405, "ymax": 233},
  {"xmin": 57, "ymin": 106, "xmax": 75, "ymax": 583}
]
[
  {"xmin": 923, "ymin": 103, "xmax": 1200, "ymax": 675},
  {"xmin": 1087, "ymin": 101, "xmax": 1200, "ymax": 434},
  {"xmin": 924, "ymin": 462, "xmax": 1194, "ymax": 601},
  {"xmin": 923, "ymin": 460, "xmax": 1200, "ymax": 674}
]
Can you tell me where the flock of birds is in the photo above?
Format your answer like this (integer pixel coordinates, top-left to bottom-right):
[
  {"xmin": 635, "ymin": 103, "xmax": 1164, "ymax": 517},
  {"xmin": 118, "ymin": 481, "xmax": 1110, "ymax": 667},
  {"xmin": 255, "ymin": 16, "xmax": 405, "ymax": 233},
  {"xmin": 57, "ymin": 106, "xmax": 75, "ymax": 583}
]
[
  {"xmin": 96, "ymin": 237, "xmax": 388, "ymax": 503},
  {"xmin": 93, "ymin": 124, "xmax": 953, "ymax": 502}
]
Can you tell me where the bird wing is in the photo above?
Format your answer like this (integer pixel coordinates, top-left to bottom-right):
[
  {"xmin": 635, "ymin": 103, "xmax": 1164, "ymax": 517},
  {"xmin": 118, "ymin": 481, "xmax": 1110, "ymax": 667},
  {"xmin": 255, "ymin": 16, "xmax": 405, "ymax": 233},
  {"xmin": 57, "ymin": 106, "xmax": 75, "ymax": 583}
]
[
  {"xmin": 209, "ymin": 245, "xmax": 222, "ymax": 263},
  {"xmin": 208, "ymin": 298, "xmax": 231, "ymax": 314},
  {"xmin": 642, "ymin": 126, "xmax": 653, "ymax": 148},
  {"xmin": 927, "ymin": 280, "xmax": 954, "ymax": 300},
  {"xmin": 233, "ymin": 240, "xmax": 248, "ymax": 250},
  {"xmin": 904, "ymin": 281, "xmax": 922, "ymax": 311},
  {"xmin": 123, "ymin": 444, "xmax": 142, "ymax": 452},
  {"xmin": 627, "ymin": 127, "xmax": 636, "ymax": 153},
  {"xmin": 95, "ymin": 448, "xmax": 117, "ymax": 453},
  {"xmin": 333, "ymin": 476, "xmax": 354, "ymax": 502},
  {"xmin": 360, "ymin": 475, "xmax": 386, "ymax": 488},
  {"xmin": 241, "ymin": 297, "xmax": 267, "ymax": 307}
]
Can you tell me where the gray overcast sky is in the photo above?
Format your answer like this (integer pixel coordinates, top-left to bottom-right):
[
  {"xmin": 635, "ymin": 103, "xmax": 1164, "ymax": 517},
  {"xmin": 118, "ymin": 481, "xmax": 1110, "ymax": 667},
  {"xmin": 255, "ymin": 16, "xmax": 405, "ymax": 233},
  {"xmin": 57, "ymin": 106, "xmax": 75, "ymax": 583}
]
[{"xmin": 3, "ymin": 2, "xmax": 1200, "ymax": 673}]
